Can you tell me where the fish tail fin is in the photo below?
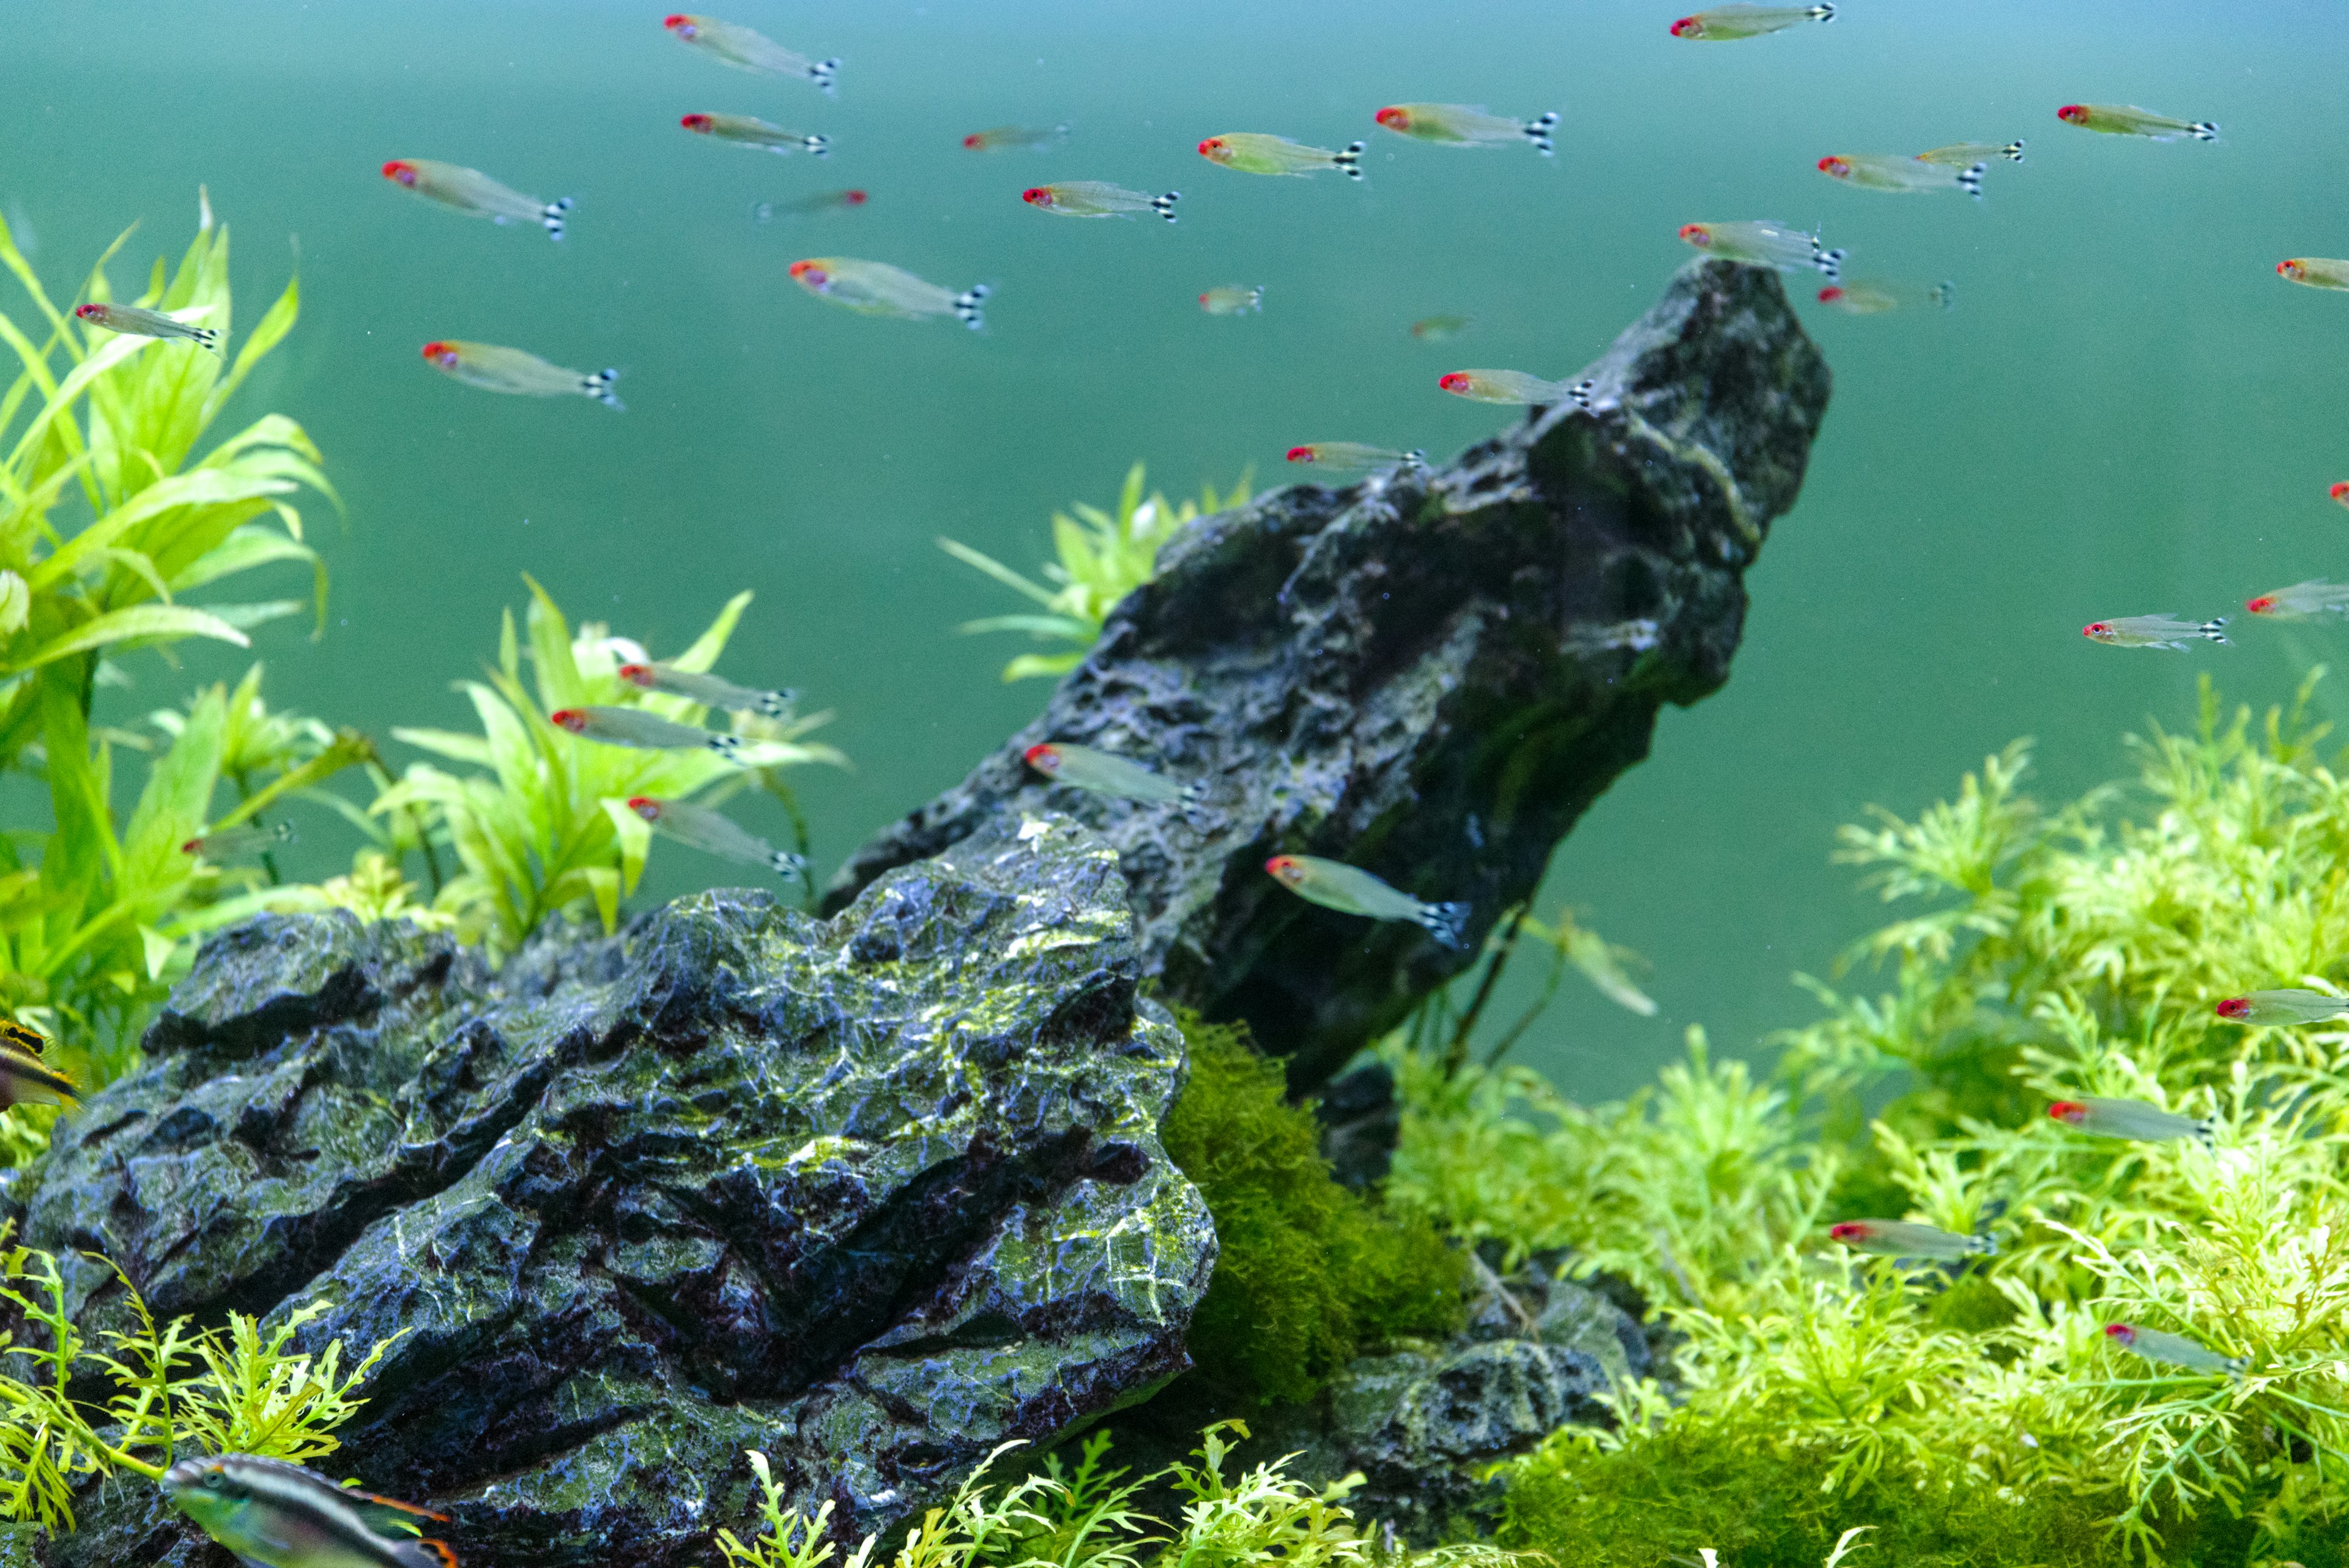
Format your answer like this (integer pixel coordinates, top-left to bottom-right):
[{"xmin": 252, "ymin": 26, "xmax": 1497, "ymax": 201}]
[
  {"xmin": 1813, "ymin": 245, "xmax": 1846, "ymax": 281},
  {"xmin": 1811, "ymin": 2, "xmax": 1834, "ymax": 18},
  {"xmin": 1401, "ymin": 449, "xmax": 1428, "ymax": 468},
  {"xmin": 756, "ymin": 687, "xmax": 799, "ymax": 718},
  {"xmin": 709, "ymin": 734, "xmax": 744, "ymax": 761},
  {"xmin": 804, "ymin": 135, "xmax": 831, "ymax": 158},
  {"xmin": 2189, "ymin": 121, "xmax": 2220, "ymax": 141},
  {"xmin": 543, "ymin": 196, "xmax": 574, "ymax": 240},
  {"xmin": 1524, "ymin": 111, "xmax": 1559, "ymax": 156},
  {"xmin": 2191, "ymin": 1116, "xmax": 2217, "ymax": 1146},
  {"xmin": 394, "ymin": 1539, "xmax": 461, "ymax": 1568},
  {"xmin": 1968, "ymin": 1233, "xmax": 1998, "ymax": 1257},
  {"xmin": 811, "ymin": 58, "xmax": 841, "ymax": 95},
  {"xmin": 1930, "ymin": 280, "xmax": 1956, "ymax": 310},
  {"xmin": 769, "ymin": 850, "xmax": 810, "ymax": 883},
  {"xmin": 1334, "ymin": 140, "xmax": 1366, "ymax": 179},
  {"xmin": 271, "ymin": 821, "xmax": 297, "ymax": 845},
  {"xmin": 1419, "ymin": 901, "xmax": 1474, "ymax": 951},
  {"xmin": 1151, "ymin": 191, "xmax": 1181, "ymax": 223},
  {"xmin": 2198, "ymin": 617, "xmax": 2230, "ymax": 644},
  {"xmin": 190, "ymin": 324, "xmax": 222, "ymax": 353},
  {"xmin": 583, "ymin": 368, "xmax": 624, "ymax": 411},
  {"xmin": 2000, "ymin": 139, "xmax": 2027, "ymax": 162},
  {"xmin": 1958, "ymin": 162, "xmax": 1986, "ymax": 199},
  {"xmin": 952, "ymin": 284, "xmax": 990, "ymax": 330},
  {"xmin": 1567, "ymin": 377, "xmax": 1597, "ymax": 411}
]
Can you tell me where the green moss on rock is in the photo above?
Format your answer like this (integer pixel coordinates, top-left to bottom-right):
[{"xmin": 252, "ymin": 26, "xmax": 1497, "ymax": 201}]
[{"xmin": 1162, "ymin": 1013, "xmax": 1464, "ymax": 1406}]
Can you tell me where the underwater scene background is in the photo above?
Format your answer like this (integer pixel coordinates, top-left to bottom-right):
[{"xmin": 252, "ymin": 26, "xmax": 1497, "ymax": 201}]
[{"xmin": 1, "ymin": 0, "xmax": 2339, "ymax": 1092}]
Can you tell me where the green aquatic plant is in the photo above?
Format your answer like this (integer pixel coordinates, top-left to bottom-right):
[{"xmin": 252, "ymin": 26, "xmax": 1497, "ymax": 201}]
[
  {"xmin": 1161, "ymin": 1013, "xmax": 1464, "ymax": 1408},
  {"xmin": 1391, "ymin": 672, "xmax": 2349, "ymax": 1564},
  {"xmin": 938, "ymin": 463, "xmax": 1250, "ymax": 682},
  {"xmin": 0, "ymin": 1224, "xmax": 396, "ymax": 1534},
  {"xmin": 377, "ymin": 578, "xmax": 844, "ymax": 956}
]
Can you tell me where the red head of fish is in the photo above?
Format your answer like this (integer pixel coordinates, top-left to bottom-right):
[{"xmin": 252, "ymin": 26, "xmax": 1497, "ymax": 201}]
[
  {"xmin": 1818, "ymin": 157, "xmax": 1851, "ymax": 179},
  {"xmin": 73, "ymin": 303, "xmax": 102, "ymax": 321},
  {"xmin": 842, "ymin": 190, "xmax": 867, "ymax": 205},
  {"xmin": 618, "ymin": 664, "xmax": 654, "ymax": 687},
  {"xmin": 2279, "ymin": 260, "xmax": 2309, "ymax": 281},
  {"xmin": 626, "ymin": 797, "xmax": 662, "ymax": 821},
  {"xmin": 2057, "ymin": 105, "xmax": 2089, "ymax": 125},
  {"xmin": 1438, "ymin": 373, "xmax": 1472, "ymax": 393},
  {"xmin": 1023, "ymin": 743, "xmax": 1061, "ymax": 775},
  {"xmin": 2214, "ymin": 997, "xmax": 2253, "ymax": 1020},
  {"xmin": 681, "ymin": 114, "xmax": 714, "ymax": 133},
  {"xmin": 2104, "ymin": 1323, "xmax": 2137, "ymax": 1346},
  {"xmin": 789, "ymin": 260, "xmax": 828, "ymax": 287},
  {"xmin": 2246, "ymin": 595, "xmax": 2278, "ymax": 615},
  {"xmin": 382, "ymin": 160, "xmax": 419, "ymax": 187},
  {"xmin": 2081, "ymin": 622, "xmax": 2110, "ymax": 639},
  {"xmin": 1375, "ymin": 107, "xmax": 1411, "ymax": 130},
  {"xmin": 1286, "ymin": 447, "xmax": 1317, "ymax": 464},
  {"xmin": 2332, "ymin": 481, "xmax": 2349, "ymax": 503},
  {"xmin": 1827, "ymin": 1222, "xmax": 1868, "ymax": 1243},
  {"xmin": 2047, "ymin": 1101, "xmax": 2088, "ymax": 1125},
  {"xmin": 1264, "ymin": 855, "xmax": 1304, "ymax": 886},
  {"xmin": 1669, "ymin": 15, "xmax": 1702, "ymax": 36},
  {"xmin": 1818, "ymin": 286, "xmax": 1846, "ymax": 303},
  {"xmin": 180, "ymin": 838, "xmax": 202, "ymax": 854},
  {"xmin": 420, "ymin": 341, "xmax": 459, "ymax": 368},
  {"xmin": 664, "ymin": 15, "xmax": 697, "ymax": 36},
  {"xmin": 1197, "ymin": 138, "xmax": 1226, "ymax": 160},
  {"xmin": 1021, "ymin": 187, "xmax": 1053, "ymax": 207},
  {"xmin": 549, "ymin": 709, "xmax": 587, "ymax": 734},
  {"xmin": 1679, "ymin": 223, "xmax": 1712, "ymax": 247}
]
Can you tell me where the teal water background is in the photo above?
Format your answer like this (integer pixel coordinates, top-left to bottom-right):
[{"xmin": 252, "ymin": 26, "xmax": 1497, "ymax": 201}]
[{"xmin": 3, "ymin": 1, "xmax": 2343, "ymax": 1099}]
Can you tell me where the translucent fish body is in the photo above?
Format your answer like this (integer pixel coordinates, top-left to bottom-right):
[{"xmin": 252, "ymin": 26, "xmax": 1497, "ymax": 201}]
[
  {"xmin": 552, "ymin": 706, "xmax": 740, "ymax": 756},
  {"xmin": 1678, "ymin": 221, "xmax": 1843, "ymax": 278},
  {"xmin": 163, "ymin": 1454, "xmax": 455, "ymax": 1568},
  {"xmin": 789, "ymin": 258, "xmax": 988, "ymax": 329},
  {"xmin": 381, "ymin": 159, "xmax": 571, "ymax": 237},
  {"xmin": 1197, "ymin": 133, "xmax": 1365, "ymax": 179},
  {"xmin": 1439, "ymin": 369, "xmax": 1587, "ymax": 406},
  {"xmin": 1670, "ymin": 4, "xmax": 1834, "ymax": 40},
  {"xmin": 1287, "ymin": 444, "xmax": 1426, "ymax": 473},
  {"xmin": 620, "ymin": 662, "xmax": 795, "ymax": 716},
  {"xmin": 1022, "ymin": 182, "xmax": 1179, "ymax": 221},
  {"xmin": 755, "ymin": 190, "xmax": 867, "ymax": 221},
  {"xmin": 2246, "ymin": 581, "xmax": 2349, "ymax": 618},
  {"xmin": 1264, "ymin": 854, "xmax": 1471, "ymax": 948},
  {"xmin": 2106, "ymin": 1324, "xmax": 2244, "ymax": 1375},
  {"xmin": 1374, "ymin": 104, "xmax": 1557, "ymax": 156},
  {"xmin": 2080, "ymin": 614, "xmax": 2228, "ymax": 649},
  {"xmin": 1916, "ymin": 140, "xmax": 2025, "ymax": 166},
  {"xmin": 1828, "ymin": 1220, "xmax": 1992, "ymax": 1261},
  {"xmin": 664, "ymin": 14, "xmax": 838, "ymax": 92},
  {"xmin": 2216, "ymin": 988, "xmax": 2349, "ymax": 1025},
  {"xmin": 1817, "ymin": 280, "xmax": 1955, "ymax": 314},
  {"xmin": 0, "ymin": 1047, "xmax": 75, "ymax": 1110},
  {"xmin": 184, "ymin": 820, "xmax": 295, "ymax": 860},
  {"xmin": 1025, "ymin": 743, "xmax": 1202, "ymax": 806},
  {"xmin": 2049, "ymin": 1096, "xmax": 2211, "ymax": 1143},
  {"xmin": 420, "ymin": 341, "xmax": 621, "ymax": 408},
  {"xmin": 1819, "ymin": 154, "xmax": 1983, "ymax": 199},
  {"xmin": 1410, "ymin": 314, "xmax": 1471, "ymax": 340},
  {"xmin": 681, "ymin": 114, "xmax": 827, "ymax": 156},
  {"xmin": 629, "ymin": 797, "xmax": 803, "ymax": 880},
  {"xmin": 1198, "ymin": 285, "xmax": 1263, "ymax": 315},
  {"xmin": 963, "ymin": 124, "xmax": 1069, "ymax": 152},
  {"xmin": 74, "ymin": 302, "xmax": 217, "ymax": 351},
  {"xmin": 2057, "ymin": 103, "xmax": 2217, "ymax": 141},
  {"xmin": 2279, "ymin": 258, "xmax": 2349, "ymax": 291}
]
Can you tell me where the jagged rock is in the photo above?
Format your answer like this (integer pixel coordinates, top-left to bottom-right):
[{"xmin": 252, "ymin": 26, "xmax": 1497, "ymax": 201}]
[
  {"xmin": 13, "ymin": 815, "xmax": 1213, "ymax": 1568},
  {"xmin": 829, "ymin": 259, "xmax": 1831, "ymax": 1089}
]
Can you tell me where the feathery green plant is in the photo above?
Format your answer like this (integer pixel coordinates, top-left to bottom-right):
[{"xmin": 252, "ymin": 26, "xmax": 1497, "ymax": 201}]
[
  {"xmin": 1395, "ymin": 672, "xmax": 2349, "ymax": 1564},
  {"xmin": 938, "ymin": 463, "xmax": 1249, "ymax": 682},
  {"xmin": 377, "ymin": 578, "xmax": 844, "ymax": 956}
]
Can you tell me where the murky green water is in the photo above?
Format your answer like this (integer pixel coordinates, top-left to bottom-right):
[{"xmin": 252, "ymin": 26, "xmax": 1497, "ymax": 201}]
[{"xmin": 3, "ymin": 1, "xmax": 2339, "ymax": 1096}]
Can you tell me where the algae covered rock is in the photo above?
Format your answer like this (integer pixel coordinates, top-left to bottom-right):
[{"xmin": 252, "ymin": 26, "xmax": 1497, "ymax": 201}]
[
  {"xmin": 828, "ymin": 259, "xmax": 1831, "ymax": 1090},
  {"xmin": 15, "ymin": 814, "xmax": 1214, "ymax": 1568}
]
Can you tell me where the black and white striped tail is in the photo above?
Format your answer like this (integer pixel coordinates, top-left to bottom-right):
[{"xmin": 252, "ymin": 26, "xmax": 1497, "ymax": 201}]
[
  {"xmin": 756, "ymin": 686, "xmax": 798, "ymax": 718},
  {"xmin": 768, "ymin": 850, "xmax": 809, "ymax": 883},
  {"xmin": 1930, "ymin": 280, "xmax": 1956, "ymax": 310},
  {"xmin": 1150, "ymin": 190, "xmax": 1181, "ymax": 223},
  {"xmin": 188, "ymin": 324, "xmax": 222, "ymax": 352},
  {"xmin": 1417, "ymin": 901, "xmax": 1473, "ymax": 951},
  {"xmin": 1809, "ymin": 2, "xmax": 1835, "ymax": 18},
  {"xmin": 1401, "ymin": 449, "xmax": 1428, "ymax": 468},
  {"xmin": 583, "ymin": 368, "xmax": 623, "ymax": 410},
  {"xmin": 1811, "ymin": 244, "xmax": 1846, "ymax": 281},
  {"xmin": 543, "ymin": 196, "xmax": 574, "ymax": 240},
  {"xmin": 952, "ymin": 284, "xmax": 989, "ymax": 330},
  {"xmin": 1957, "ymin": 162, "xmax": 1986, "ymax": 199},
  {"xmin": 2196, "ymin": 617, "xmax": 2230, "ymax": 644},
  {"xmin": 2188, "ymin": 121, "xmax": 2220, "ymax": 141},
  {"xmin": 1998, "ymin": 139, "xmax": 2027, "ymax": 162},
  {"xmin": 708, "ymin": 732, "xmax": 743, "ymax": 759},
  {"xmin": 803, "ymin": 135, "xmax": 831, "ymax": 158},
  {"xmin": 1567, "ymin": 377, "xmax": 1597, "ymax": 411},
  {"xmin": 1334, "ymin": 140, "xmax": 1366, "ymax": 180},
  {"xmin": 810, "ymin": 57, "xmax": 841, "ymax": 95},
  {"xmin": 1523, "ymin": 111, "xmax": 1559, "ymax": 157}
]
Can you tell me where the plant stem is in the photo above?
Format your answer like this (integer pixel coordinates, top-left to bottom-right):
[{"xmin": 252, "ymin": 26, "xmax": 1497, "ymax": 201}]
[{"xmin": 1443, "ymin": 902, "xmax": 1527, "ymax": 1079}]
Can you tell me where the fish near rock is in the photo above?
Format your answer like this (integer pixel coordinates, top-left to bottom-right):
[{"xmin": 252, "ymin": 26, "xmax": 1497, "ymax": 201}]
[{"xmin": 825, "ymin": 259, "xmax": 1832, "ymax": 1090}]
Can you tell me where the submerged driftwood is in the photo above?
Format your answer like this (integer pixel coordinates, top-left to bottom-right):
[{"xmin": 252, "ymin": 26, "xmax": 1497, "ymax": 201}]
[{"xmin": 830, "ymin": 259, "xmax": 1831, "ymax": 1088}]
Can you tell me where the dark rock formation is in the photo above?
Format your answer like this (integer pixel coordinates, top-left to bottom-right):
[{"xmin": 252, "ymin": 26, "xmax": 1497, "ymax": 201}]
[
  {"xmin": 16, "ymin": 817, "xmax": 1212, "ymax": 1568},
  {"xmin": 829, "ymin": 259, "xmax": 1830, "ymax": 1089}
]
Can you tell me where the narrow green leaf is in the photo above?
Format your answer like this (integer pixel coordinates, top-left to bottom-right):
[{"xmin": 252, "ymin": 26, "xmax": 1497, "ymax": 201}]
[{"xmin": 17, "ymin": 604, "xmax": 250, "ymax": 670}]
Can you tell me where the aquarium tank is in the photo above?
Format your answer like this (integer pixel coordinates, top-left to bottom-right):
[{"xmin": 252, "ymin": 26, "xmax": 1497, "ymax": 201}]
[{"xmin": 0, "ymin": 2, "xmax": 2344, "ymax": 1565}]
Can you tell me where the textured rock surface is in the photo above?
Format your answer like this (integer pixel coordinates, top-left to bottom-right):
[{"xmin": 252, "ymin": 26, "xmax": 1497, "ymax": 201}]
[
  {"xmin": 829, "ymin": 259, "xmax": 1831, "ymax": 1088},
  {"xmin": 14, "ymin": 816, "xmax": 1213, "ymax": 1568}
]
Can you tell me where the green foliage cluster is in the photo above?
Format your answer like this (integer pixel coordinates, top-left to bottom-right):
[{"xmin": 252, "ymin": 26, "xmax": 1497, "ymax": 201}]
[
  {"xmin": 1162, "ymin": 1014, "xmax": 1464, "ymax": 1408},
  {"xmin": 0, "ymin": 1224, "xmax": 398, "ymax": 1534},
  {"xmin": 1392, "ymin": 674, "xmax": 2349, "ymax": 1565},
  {"xmin": 938, "ymin": 463, "xmax": 1250, "ymax": 682},
  {"xmin": 708, "ymin": 1423, "xmax": 1516, "ymax": 1568}
]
